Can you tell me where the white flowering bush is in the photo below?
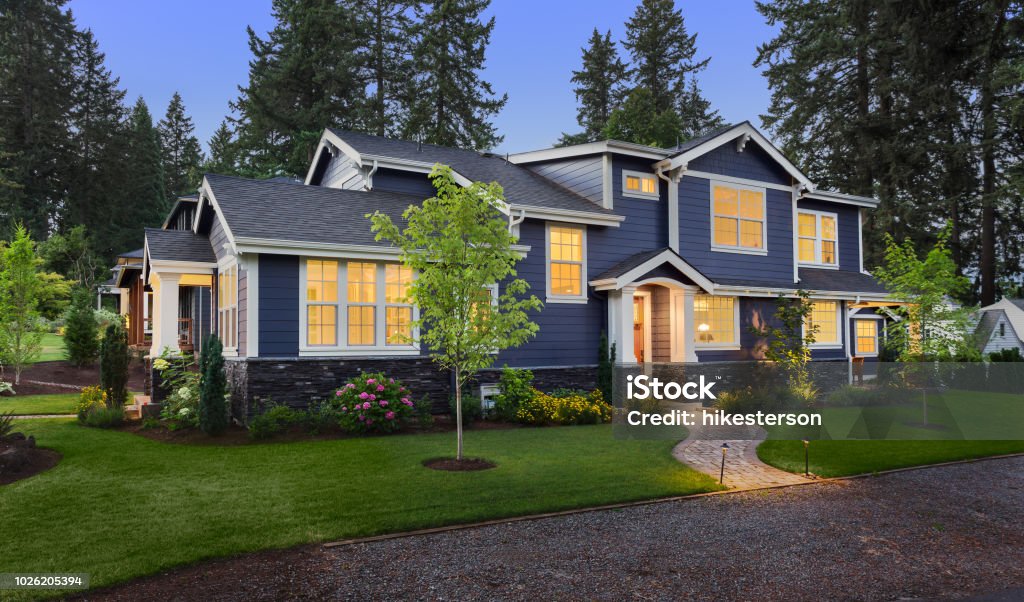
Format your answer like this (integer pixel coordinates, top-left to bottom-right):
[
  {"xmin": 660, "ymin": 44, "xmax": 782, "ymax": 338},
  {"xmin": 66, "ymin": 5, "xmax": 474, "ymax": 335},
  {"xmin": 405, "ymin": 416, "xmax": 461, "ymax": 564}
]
[{"xmin": 155, "ymin": 351, "xmax": 200, "ymax": 429}]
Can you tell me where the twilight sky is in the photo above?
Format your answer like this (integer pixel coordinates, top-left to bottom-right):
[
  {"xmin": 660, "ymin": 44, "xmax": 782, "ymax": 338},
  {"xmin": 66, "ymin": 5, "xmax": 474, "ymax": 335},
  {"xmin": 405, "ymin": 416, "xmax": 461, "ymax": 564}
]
[{"xmin": 68, "ymin": 0, "xmax": 780, "ymax": 154}]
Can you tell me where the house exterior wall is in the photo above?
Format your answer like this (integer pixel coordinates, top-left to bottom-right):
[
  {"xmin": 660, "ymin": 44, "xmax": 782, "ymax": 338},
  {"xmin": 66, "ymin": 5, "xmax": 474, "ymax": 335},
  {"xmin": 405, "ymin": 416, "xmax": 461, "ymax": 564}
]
[
  {"xmin": 797, "ymin": 198, "xmax": 861, "ymax": 273},
  {"xmin": 523, "ymin": 155, "xmax": 605, "ymax": 206},
  {"xmin": 688, "ymin": 142, "xmax": 792, "ymax": 185},
  {"xmin": 372, "ymin": 168, "xmax": 436, "ymax": 197},
  {"xmin": 982, "ymin": 313, "xmax": 1024, "ymax": 355},
  {"xmin": 257, "ymin": 254, "xmax": 300, "ymax": 357},
  {"xmin": 321, "ymin": 153, "xmax": 365, "ymax": 189}
]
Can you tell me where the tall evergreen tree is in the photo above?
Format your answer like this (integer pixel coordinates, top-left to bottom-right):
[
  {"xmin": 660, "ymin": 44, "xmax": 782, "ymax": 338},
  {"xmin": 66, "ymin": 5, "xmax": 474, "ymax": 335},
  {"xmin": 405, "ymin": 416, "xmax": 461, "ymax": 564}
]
[
  {"xmin": 230, "ymin": 0, "xmax": 365, "ymax": 177},
  {"xmin": 404, "ymin": 0, "xmax": 507, "ymax": 150},
  {"xmin": 355, "ymin": 0, "xmax": 416, "ymax": 137},
  {"xmin": 602, "ymin": 87, "xmax": 683, "ymax": 148},
  {"xmin": 566, "ymin": 29, "xmax": 628, "ymax": 142},
  {"xmin": 622, "ymin": 0, "xmax": 721, "ymax": 138},
  {"xmin": 116, "ymin": 98, "xmax": 166, "ymax": 254},
  {"xmin": 202, "ymin": 120, "xmax": 239, "ymax": 176},
  {"xmin": 158, "ymin": 92, "xmax": 204, "ymax": 198},
  {"xmin": 0, "ymin": 0, "xmax": 78, "ymax": 241}
]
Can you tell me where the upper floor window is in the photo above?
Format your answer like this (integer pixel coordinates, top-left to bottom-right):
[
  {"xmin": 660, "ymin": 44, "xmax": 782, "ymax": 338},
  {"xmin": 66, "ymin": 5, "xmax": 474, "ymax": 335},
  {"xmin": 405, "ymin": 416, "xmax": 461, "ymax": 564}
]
[
  {"xmin": 622, "ymin": 170, "xmax": 659, "ymax": 199},
  {"xmin": 694, "ymin": 295, "xmax": 738, "ymax": 347},
  {"xmin": 217, "ymin": 264, "xmax": 238, "ymax": 349},
  {"xmin": 711, "ymin": 183, "xmax": 765, "ymax": 253},
  {"xmin": 804, "ymin": 300, "xmax": 840, "ymax": 346},
  {"xmin": 797, "ymin": 210, "xmax": 838, "ymax": 266},
  {"xmin": 547, "ymin": 223, "xmax": 587, "ymax": 303}
]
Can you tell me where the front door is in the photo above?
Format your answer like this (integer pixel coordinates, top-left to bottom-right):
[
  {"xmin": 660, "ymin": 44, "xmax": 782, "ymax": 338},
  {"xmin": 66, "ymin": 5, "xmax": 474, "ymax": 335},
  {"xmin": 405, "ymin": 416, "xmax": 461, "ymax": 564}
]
[{"xmin": 634, "ymin": 296, "xmax": 645, "ymax": 363}]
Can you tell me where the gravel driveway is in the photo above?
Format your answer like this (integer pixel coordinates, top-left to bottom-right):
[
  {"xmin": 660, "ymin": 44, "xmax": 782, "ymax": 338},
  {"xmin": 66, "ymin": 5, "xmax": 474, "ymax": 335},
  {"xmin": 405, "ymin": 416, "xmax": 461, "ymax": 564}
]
[{"xmin": 81, "ymin": 456, "xmax": 1024, "ymax": 601}]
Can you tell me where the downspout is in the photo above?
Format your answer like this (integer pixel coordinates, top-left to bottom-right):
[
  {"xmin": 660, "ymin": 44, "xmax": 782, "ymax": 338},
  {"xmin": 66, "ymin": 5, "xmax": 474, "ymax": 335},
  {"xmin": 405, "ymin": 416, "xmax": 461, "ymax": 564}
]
[
  {"xmin": 792, "ymin": 184, "xmax": 812, "ymax": 284},
  {"xmin": 656, "ymin": 162, "xmax": 684, "ymax": 253},
  {"xmin": 363, "ymin": 159, "xmax": 379, "ymax": 191}
]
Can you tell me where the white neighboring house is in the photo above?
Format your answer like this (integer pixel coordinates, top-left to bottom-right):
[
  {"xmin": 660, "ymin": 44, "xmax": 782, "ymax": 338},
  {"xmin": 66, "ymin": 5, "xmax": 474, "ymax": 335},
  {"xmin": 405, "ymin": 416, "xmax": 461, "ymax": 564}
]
[{"xmin": 974, "ymin": 299, "xmax": 1024, "ymax": 355}]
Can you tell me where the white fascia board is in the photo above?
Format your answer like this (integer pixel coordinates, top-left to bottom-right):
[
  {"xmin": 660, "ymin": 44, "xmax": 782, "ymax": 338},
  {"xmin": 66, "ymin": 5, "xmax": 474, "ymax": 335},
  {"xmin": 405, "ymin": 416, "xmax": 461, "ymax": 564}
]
[
  {"xmin": 234, "ymin": 237, "xmax": 531, "ymax": 260},
  {"xmin": 711, "ymin": 283, "xmax": 892, "ymax": 301},
  {"xmin": 149, "ymin": 260, "xmax": 217, "ymax": 273},
  {"xmin": 511, "ymin": 204, "xmax": 624, "ymax": 227},
  {"xmin": 197, "ymin": 178, "xmax": 239, "ymax": 254},
  {"xmin": 668, "ymin": 122, "xmax": 814, "ymax": 190},
  {"xmin": 304, "ymin": 130, "xmax": 363, "ymax": 184},
  {"xmin": 509, "ymin": 140, "xmax": 671, "ymax": 164},
  {"xmin": 803, "ymin": 189, "xmax": 880, "ymax": 208},
  {"xmin": 588, "ymin": 249, "xmax": 715, "ymax": 293}
]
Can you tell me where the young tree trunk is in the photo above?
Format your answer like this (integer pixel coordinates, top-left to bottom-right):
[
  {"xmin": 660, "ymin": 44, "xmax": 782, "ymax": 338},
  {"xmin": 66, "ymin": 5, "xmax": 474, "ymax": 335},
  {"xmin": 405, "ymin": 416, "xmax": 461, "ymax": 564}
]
[{"xmin": 454, "ymin": 365, "xmax": 463, "ymax": 460}]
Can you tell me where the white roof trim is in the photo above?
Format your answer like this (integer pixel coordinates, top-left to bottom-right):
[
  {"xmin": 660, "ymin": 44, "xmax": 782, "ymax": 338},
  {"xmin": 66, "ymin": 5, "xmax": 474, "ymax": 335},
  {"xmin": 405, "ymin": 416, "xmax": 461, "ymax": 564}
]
[
  {"xmin": 508, "ymin": 139, "xmax": 672, "ymax": 164},
  {"xmin": 803, "ymin": 189, "xmax": 880, "ymax": 208},
  {"xmin": 667, "ymin": 122, "xmax": 814, "ymax": 190},
  {"xmin": 510, "ymin": 204, "xmax": 624, "ymax": 227},
  {"xmin": 304, "ymin": 129, "xmax": 363, "ymax": 185},
  {"xmin": 194, "ymin": 178, "xmax": 238, "ymax": 255},
  {"xmin": 234, "ymin": 236, "xmax": 531, "ymax": 261},
  {"xmin": 589, "ymin": 249, "xmax": 715, "ymax": 293}
]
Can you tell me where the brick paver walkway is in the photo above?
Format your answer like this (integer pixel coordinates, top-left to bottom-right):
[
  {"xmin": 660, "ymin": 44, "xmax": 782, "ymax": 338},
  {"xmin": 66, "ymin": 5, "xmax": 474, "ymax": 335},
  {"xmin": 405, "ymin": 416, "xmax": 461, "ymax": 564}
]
[{"xmin": 672, "ymin": 404, "xmax": 811, "ymax": 489}]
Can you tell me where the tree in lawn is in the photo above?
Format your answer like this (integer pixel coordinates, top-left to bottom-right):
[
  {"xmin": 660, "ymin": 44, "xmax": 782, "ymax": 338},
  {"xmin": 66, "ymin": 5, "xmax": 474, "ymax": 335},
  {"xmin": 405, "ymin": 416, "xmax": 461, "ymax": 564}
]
[
  {"xmin": 0, "ymin": 225, "xmax": 44, "ymax": 384},
  {"xmin": 560, "ymin": 29, "xmax": 628, "ymax": 144},
  {"xmin": 158, "ymin": 92, "xmax": 204, "ymax": 198},
  {"xmin": 749, "ymin": 289, "xmax": 818, "ymax": 402},
  {"xmin": 199, "ymin": 334, "xmax": 228, "ymax": 435},
  {"xmin": 622, "ymin": 0, "xmax": 721, "ymax": 140},
  {"xmin": 202, "ymin": 120, "xmax": 239, "ymax": 176},
  {"xmin": 369, "ymin": 165, "xmax": 542, "ymax": 460},
  {"xmin": 99, "ymin": 321, "xmax": 129, "ymax": 408},
  {"xmin": 231, "ymin": 0, "xmax": 364, "ymax": 177},
  {"xmin": 355, "ymin": 0, "xmax": 417, "ymax": 138},
  {"xmin": 64, "ymin": 287, "xmax": 99, "ymax": 367},
  {"xmin": 116, "ymin": 98, "xmax": 167, "ymax": 253},
  {"xmin": 875, "ymin": 225, "xmax": 977, "ymax": 361},
  {"xmin": 404, "ymin": 0, "xmax": 508, "ymax": 150}
]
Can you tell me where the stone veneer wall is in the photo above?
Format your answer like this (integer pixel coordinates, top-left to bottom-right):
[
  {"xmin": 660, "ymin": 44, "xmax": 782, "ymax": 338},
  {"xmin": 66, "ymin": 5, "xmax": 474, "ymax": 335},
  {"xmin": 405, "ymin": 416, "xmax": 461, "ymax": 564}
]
[{"xmin": 224, "ymin": 356, "xmax": 597, "ymax": 422}]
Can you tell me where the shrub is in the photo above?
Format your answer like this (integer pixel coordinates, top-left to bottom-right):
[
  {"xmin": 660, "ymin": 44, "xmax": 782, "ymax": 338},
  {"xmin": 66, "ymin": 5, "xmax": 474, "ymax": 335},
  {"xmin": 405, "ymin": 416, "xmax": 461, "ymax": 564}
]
[
  {"xmin": 597, "ymin": 331, "xmax": 615, "ymax": 403},
  {"xmin": 989, "ymin": 347, "xmax": 1024, "ymax": 362},
  {"xmin": 515, "ymin": 388, "xmax": 612, "ymax": 425},
  {"xmin": 0, "ymin": 382, "xmax": 15, "ymax": 396},
  {"xmin": 449, "ymin": 394, "xmax": 483, "ymax": 426},
  {"xmin": 64, "ymin": 287, "xmax": 99, "ymax": 367},
  {"xmin": 249, "ymin": 403, "xmax": 299, "ymax": 440},
  {"xmin": 493, "ymin": 366, "xmax": 533, "ymax": 421},
  {"xmin": 99, "ymin": 322, "xmax": 129, "ymax": 408},
  {"xmin": 548, "ymin": 387, "xmax": 590, "ymax": 398},
  {"xmin": 77, "ymin": 385, "xmax": 108, "ymax": 421},
  {"xmin": 94, "ymin": 308, "xmax": 122, "ymax": 331},
  {"xmin": 415, "ymin": 395, "xmax": 434, "ymax": 428},
  {"xmin": 156, "ymin": 354, "xmax": 201, "ymax": 429},
  {"xmin": 823, "ymin": 384, "xmax": 904, "ymax": 407},
  {"xmin": 0, "ymin": 411, "xmax": 14, "ymax": 438},
  {"xmin": 304, "ymin": 400, "xmax": 339, "ymax": 435},
  {"xmin": 83, "ymin": 406, "xmax": 124, "ymax": 428},
  {"xmin": 330, "ymin": 372, "xmax": 415, "ymax": 434},
  {"xmin": 199, "ymin": 335, "xmax": 228, "ymax": 435}
]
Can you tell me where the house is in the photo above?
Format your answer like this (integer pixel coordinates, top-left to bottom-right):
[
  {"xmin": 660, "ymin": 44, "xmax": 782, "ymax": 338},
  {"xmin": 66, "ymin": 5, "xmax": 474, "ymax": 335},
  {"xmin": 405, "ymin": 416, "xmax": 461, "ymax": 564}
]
[
  {"xmin": 975, "ymin": 299, "xmax": 1024, "ymax": 355},
  {"xmin": 112, "ymin": 121, "xmax": 896, "ymax": 416}
]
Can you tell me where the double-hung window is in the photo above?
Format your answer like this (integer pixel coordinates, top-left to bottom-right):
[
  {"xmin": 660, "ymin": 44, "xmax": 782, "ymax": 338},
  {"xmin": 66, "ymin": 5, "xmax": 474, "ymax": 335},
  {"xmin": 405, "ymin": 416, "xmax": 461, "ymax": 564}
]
[
  {"xmin": 797, "ymin": 210, "xmax": 838, "ymax": 267},
  {"xmin": 804, "ymin": 300, "xmax": 840, "ymax": 346},
  {"xmin": 694, "ymin": 295, "xmax": 738, "ymax": 347},
  {"xmin": 217, "ymin": 264, "xmax": 238, "ymax": 349},
  {"xmin": 384, "ymin": 264, "xmax": 413, "ymax": 345},
  {"xmin": 855, "ymin": 320, "xmax": 878, "ymax": 355},
  {"xmin": 347, "ymin": 262, "xmax": 376, "ymax": 346},
  {"xmin": 306, "ymin": 259, "xmax": 338, "ymax": 346},
  {"xmin": 547, "ymin": 223, "xmax": 586, "ymax": 302},
  {"xmin": 712, "ymin": 183, "xmax": 766, "ymax": 253}
]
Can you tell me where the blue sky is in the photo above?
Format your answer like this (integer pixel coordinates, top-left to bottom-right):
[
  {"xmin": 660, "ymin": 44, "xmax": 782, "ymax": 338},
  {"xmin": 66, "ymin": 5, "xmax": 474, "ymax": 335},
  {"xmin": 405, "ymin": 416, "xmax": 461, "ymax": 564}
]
[{"xmin": 68, "ymin": 0, "xmax": 780, "ymax": 154}]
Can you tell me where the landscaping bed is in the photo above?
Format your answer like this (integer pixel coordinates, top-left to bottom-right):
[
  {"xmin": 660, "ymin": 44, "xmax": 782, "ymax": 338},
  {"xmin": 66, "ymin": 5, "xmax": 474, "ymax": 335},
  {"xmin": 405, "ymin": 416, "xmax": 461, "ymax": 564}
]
[
  {"xmin": 0, "ymin": 431, "xmax": 61, "ymax": 485},
  {"xmin": 2, "ymin": 359, "xmax": 145, "ymax": 396}
]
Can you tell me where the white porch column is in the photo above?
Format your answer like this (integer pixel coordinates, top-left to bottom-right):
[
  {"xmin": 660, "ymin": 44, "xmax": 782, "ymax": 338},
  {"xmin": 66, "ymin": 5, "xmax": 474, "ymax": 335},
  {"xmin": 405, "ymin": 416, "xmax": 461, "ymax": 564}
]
[
  {"xmin": 682, "ymin": 288, "xmax": 698, "ymax": 362},
  {"xmin": 150, "ymin": 272, "xmax": 181, "ymax": 357},
  {"xmin": 610, "ymin": 286, "xmax": 638, "ymax": 365}
]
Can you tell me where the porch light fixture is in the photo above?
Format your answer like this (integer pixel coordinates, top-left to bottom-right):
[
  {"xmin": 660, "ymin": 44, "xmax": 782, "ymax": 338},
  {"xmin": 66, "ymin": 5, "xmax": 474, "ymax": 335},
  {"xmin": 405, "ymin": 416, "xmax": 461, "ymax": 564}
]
[
  {"xmin": 698, "ymin": 322, "xmax": 711, "ymax": 343},
  {"xmin": 802, "ymin": 439, "xmax": 810, "ymax": 476},
  {"xmin": 719, "ymin": 442, "xmax": 729, "ymax": 484}
]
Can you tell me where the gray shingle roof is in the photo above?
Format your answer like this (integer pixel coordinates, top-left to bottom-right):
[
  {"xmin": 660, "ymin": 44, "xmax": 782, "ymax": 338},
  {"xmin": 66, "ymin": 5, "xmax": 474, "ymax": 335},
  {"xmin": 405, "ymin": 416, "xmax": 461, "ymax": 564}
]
[
  {"xmin": 797, "ymin": 268, "xmax": 888, "ymax": 294},
  {"xmin": 205, "ymin": 173, "xmax": 417, "ymax": 247},
  {"xmin": 1009, "ymin": 299, "xmax": 1024, "ymax": 311},
  {"xmin": 327, "ymin": 129, "xmax": 614, "ymax": 216},
  {"xmin": 974, "ymin": 310, "xmax": 1002, "ymax": 350},
  {"xmin": 119, "ymin": 248, "xmax": 144, "ymax": 259},
  {"xmin": 668, "ymin": 122, "xmax": 744, "ymax": 154},
  {"xmin": 145, "ymin": 228, "xmax": 216, "ymax": 264},
  {"xmin": 594, "ymin": 248, "xmax": 676, "ymax": 281}
]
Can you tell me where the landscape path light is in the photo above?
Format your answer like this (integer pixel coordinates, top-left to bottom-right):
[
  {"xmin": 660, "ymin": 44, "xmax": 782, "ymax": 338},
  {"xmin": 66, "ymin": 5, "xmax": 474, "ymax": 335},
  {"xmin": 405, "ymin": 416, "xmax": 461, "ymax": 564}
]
[
  {"xmin": 802, "ymin": 439, "xmax": 810, "ymax": 476},
  {"xmin": 719, "ymin": 442, "xmax": 729, "ymax": 484}
]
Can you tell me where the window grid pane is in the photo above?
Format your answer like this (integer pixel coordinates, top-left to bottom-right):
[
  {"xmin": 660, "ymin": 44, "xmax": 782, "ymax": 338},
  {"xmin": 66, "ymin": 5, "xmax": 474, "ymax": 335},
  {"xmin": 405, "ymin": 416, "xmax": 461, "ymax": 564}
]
[
  {"xmin": 348, "ymin": 262, "xmax": 377, "ymax": 303},
  {"xmin": 856, "ymin": 320, "xmax": 877, "ymax": 354},
  {"xmin": 806, "ymin": 301, "xmax": 838, "ymax": 344},
  {"xmin": 713, "ymin": 185, "xmax": 763, "ymax": 250},
  {"xmin": 694, "ymin": 295, "xmax": 735, "ymax": 345},
  {"xmin": 641, "ymin": 177, "xmax": 657, "ymax": 194},
  {"xmin": 626, "ymin": 175, "xmax": 640, "ymax": 191},
  {"xmin": 386, "ymin": 306, "xmax": 412, "ymax": 345},
  {"xmin": 348, "ymin": 305, "xmax": 375, "ymax": 346},
  {"xmin": 385, "ymin": 264, "xmax": 411, "ymax": 303}
]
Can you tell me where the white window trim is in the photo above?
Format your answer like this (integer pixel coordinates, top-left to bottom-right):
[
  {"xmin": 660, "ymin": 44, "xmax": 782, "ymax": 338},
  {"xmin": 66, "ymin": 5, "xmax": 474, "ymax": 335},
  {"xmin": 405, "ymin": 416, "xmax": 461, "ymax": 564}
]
[
  {"xmin": 709, "ymin": 180, "xmax": 768, "ymax": 256},
  {"xmin": 217, "ymin": 258, "xmax": 239, "ymax": 354},
  {"xmin": 298, "ymin": 259, "xmax": 420, "ymax": 355},
  {"xmin": 545, "ymin": 222, "xmax": 588, "ymax": 304},
  {"xmin": 693, "ymin": 294, "xmax": 741, "ymax": 350},
  {"xmin": 621, "ymin": 169, "xmax": 660, "ymax": 200},
  {"xmin": 853, "ymin": 318, "xmax": 879, "ymax": 357},
  {"xmin": 797, "ymin": 209, "xmax": 839, "ymax": 269},
  {"xmin": 805, "ymin": 300, "xmax": 843, "ymax": 349}
]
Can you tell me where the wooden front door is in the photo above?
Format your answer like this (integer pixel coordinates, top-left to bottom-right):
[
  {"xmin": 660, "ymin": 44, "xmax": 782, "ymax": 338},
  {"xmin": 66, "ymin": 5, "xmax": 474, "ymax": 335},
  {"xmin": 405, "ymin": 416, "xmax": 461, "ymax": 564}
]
[{"xmin": 633, "ymin": 296, "xmax": 645, "ymax": 363}]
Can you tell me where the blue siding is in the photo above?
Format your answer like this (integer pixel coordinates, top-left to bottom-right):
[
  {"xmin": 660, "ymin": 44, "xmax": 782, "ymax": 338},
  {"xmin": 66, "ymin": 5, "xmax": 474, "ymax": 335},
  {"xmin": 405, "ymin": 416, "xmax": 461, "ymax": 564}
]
[
  {"xmin": 258, "ymin": 254, "xmax": 300, "ymax": 357},
  {"xmin": 688, "ymin": 142, "xmax": 792, "ymax": 186},
  {"xmin": 589, "ymin": 156, "xmax": 669, "ymax": 275},
  {"xmin": 797, "ymin": 199, "xmax": 860, "ymax": 273},
  {"xmin": 678, "ymin": 176, "xmax": 794, "ymax": 285},
  {"xmin": 373, "ymin": 168, "xmax": 435, "ymax": 197}
]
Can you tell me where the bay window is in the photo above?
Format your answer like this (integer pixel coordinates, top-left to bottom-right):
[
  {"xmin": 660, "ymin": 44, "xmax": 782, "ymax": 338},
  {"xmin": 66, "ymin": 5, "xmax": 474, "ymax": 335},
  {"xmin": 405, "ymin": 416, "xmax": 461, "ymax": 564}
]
[
  {"xmin": 797, "ymin": 210, "xmax": 838, "ymax": 266},
  {"xmin": 694, "ymin": 295, "xmax": 738, "ymax": 347},
  {"xmin": 712, "ymin": 182, "xmax": 765, "ymax": 252}
]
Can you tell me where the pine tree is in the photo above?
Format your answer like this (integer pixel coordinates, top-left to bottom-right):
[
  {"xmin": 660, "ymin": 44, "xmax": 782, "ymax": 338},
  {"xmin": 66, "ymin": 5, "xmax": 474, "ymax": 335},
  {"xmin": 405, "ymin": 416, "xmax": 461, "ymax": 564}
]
[
  {"xmin": 622, "ymin": 0, "xmax": 721, "ymax": 137},
  {"xmin": 64, "ymin": 286, "xmax": 98, "ymax": 367},
  {"xmin": 566, "ymin": 29, "xmax": 628, "ymax": 142},
  {"xmin": 602, "ymin": 87, "xmax": 683, "ymax": 148},
  {"xmin": 199, "ymin": 334, "xmax": 228, "ymax": 435},
  {"xmin": 202, "ymin": 120, "xmax": 239, "ymax": 175},
  {"xmin": 230, "ymin": 0, "xmax": 365, "ymax": 177},
  {"xmin": 158, "ymin": 92, "xmax": 204, "ymax": 198},
  {"xmin": 99, "ymin": 321, "xmax": 129, "ymax": 408},
  {"xmin": 117, "ymin": 98, "xmax": 166, "ymax": 253},
  {"xmin": 355, "ymin": 0, "xmax": 417, "ymax": 137},
  {"xmin": 0, "ymin": 0, "xmax": 78, "ymax": 241},
  {"xmin": 404, "ymin": 0, "xmax": 508, "ymax": 150}
]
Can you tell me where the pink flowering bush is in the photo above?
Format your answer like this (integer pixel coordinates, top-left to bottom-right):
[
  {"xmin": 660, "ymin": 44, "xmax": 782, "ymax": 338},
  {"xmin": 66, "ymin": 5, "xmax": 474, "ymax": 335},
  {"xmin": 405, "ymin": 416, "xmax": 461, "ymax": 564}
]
[{"xmin": 331, "ymin": 371, "xmax": 416, "ymax": 434}]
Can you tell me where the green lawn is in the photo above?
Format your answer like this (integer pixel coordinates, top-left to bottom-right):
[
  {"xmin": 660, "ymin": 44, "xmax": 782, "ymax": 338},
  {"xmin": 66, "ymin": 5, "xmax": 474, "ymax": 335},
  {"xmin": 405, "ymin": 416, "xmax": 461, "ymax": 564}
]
[
  {"xmin": 0, "ymin": 420, "xmax": 721, "ymax": 598},
  {"xmin": 34, "ymin": 333, "xmax": 66, "ymax": 363},
  {"xmin": 0, "ymin": 393, "xmax": 78, "ymax": 415}
]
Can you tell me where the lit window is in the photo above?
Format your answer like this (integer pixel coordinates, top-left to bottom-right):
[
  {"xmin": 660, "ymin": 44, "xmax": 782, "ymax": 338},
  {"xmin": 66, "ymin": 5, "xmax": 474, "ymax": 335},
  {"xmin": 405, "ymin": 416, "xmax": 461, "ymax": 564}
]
[
  {"xmin": 804, "ymin": 301, "xmax": 839, "ymax": 345},
  {"xmin": 797, "ymin": 210, "xmax": 838, "ymax": 266},
  {"xmin": 623, "ymin": 170, "xmax": 659, "ymax": 198},
  {"xmin": 548, "ymin": 224, "xmax": 585, "ymax": 299},
  {"xmin": 217, "ymin": 264, "xmax": 238, "ymax": 348},
  {"xmin": 385, "ymin": 264, "xmax": 412, "ymax": 345},
  {"xmin": 856, "ymin": 320, "xmax": 877, "ymax": 355},
  {"xmin": 305, "ymin": 259, "xmax": 338, "ymax": 346},
  {"xmin": 347, "ymin": 262, "xmax": 376, "ymax": 345},
  {"xmin": 694, "ymin": 295, "xmax": 736, "ymax": 346},
  {"xmin": 712, "ymin": 184, "xmax": 764, "ymax": 251}
]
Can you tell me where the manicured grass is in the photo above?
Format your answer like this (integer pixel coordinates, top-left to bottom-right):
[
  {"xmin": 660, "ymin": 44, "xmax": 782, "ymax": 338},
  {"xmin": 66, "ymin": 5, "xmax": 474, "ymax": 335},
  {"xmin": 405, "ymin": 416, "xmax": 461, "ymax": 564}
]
[
  {"xmin": 0, "ymin": 393, "xmax": 78, "ymax": 415},
  {"xmin": 34, "ymin": 333, "xmax": 66, "ymax": 363},
  {"xmin": 0, "ymin": 421, "xmax": 721, "ymax": 598},
  {"xmin": 757, "ymin": 439, "xmax": 1024, "ymax": 478}
]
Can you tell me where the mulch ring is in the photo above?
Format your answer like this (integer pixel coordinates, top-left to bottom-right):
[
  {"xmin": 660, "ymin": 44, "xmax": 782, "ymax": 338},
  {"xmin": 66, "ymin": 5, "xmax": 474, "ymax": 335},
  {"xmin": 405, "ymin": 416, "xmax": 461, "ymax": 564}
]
[
  {"xmin": 3, "ymin": 360, "xmax": 146, "ymax": 396},
  {"xmin": 0, "ymin": 434, "xmax": 61, "ymax": 485},
  {"xmin": 423, "ymin": 457, "xmax": 497, "ymax": 471}
]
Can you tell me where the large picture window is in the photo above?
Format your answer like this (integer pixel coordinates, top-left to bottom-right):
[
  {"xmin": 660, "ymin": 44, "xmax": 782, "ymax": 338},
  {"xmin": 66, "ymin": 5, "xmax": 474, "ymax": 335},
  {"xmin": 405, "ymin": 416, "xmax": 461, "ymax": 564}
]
[
  {"xmin": 694, "ymin": 295, "xmax": 737, "ymax": 346},
  {"xmin": 217, "ymin": 264, "xmax": 237, "ymax": 349},
  {"xmin": 306, "ymin": 259, "xmax": 338, "ymax": 346},
  {"xmin": 712, "ymin": 183, "xmax": 765, "ymax": 252},
  {"xmin": 797, "ymin": 210, "xmax": 838, "ymax": 266},
  {"xmin": 804, "ymin": 300, "xmax": 840, "ymax": 345},
  {"xmin": 547, "ymin": 224, "xmax": 586, "ymax": 301}
]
